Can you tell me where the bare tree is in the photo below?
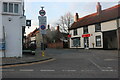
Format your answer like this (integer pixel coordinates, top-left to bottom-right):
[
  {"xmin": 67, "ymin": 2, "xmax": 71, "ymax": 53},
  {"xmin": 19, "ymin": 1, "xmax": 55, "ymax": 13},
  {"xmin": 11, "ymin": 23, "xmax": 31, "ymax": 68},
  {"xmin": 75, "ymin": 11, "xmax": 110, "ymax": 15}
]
[{"xmin": 56, "ymin": 12, "xmax": 74, "ymax": 33}]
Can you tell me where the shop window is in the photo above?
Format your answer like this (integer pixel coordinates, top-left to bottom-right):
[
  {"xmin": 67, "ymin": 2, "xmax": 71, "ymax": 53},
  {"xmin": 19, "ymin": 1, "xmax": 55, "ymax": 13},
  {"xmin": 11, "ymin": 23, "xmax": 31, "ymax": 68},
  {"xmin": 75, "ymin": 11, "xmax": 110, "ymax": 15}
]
[
  {"xmin": 96, "ymin": 36, "xmax": 101, "ymax": 47},
  {"xmin": 73, "ymin": 29, "xmax": 78, "ymax": 36},
  {"xmin": 72, "ymin": 37, "xmax": 80, "ymax": 47},
  {"xmin": 83, "ymin": 26, "xmax": 88, "ymax": 34},
  {"xmin": 95, "ymin": 23, "xmax": 101, "ymax": 32}
]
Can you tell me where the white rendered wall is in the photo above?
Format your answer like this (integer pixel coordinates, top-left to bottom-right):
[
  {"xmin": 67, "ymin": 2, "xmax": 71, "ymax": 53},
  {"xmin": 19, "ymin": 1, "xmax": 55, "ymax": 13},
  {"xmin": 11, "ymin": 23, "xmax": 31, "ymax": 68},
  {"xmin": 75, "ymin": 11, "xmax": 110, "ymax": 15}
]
[
  {"xmin": 0, "ymin": 1, "xmax": 3, "ymax": 57},
  {"xmin": 2, "ymin": 15, "xmax": 22, "ymax": 57},
  {"xmin": 1, "ymin": 0, "xmax": 25, "ymax": 57},
  {"xmin": 101, "ymin": 20, "xmax": 117, "ymax": 31},
  {"xmin": 88, "ymin": 25, "xmax": 103, "ymax": 48}
]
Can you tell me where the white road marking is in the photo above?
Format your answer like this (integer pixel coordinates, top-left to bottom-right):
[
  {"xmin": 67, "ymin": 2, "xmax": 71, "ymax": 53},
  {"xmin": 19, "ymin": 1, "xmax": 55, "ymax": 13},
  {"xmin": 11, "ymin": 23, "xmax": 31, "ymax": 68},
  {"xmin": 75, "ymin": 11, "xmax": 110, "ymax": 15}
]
[
  {"xmin": 88, "ymin": 59, "xmax": 103, "ymax": 71},
  {"xmin": 102, "ymin": 70, "xmax": 117, "ymax": 72},
  {"xmin": 40, "ymin": 70, "xmax": 55, "ymax": 72},
  {"xmin": 19, "ymin": 69, "xmax": 34, "ymax": 71},
  {"xmin": 62, "ymin": 70, "xmax": 76, "ymax": 72},
  {"xmin": 1, "ymin": 69, "xmax": 15, "ymax": 71},
  {"xmin": 81, "ymin": 70, "xmax": 84, "ymax": 72},
  {"xmin": 104, "ymin": 59, "xmax": 117, "ymax": 61}
]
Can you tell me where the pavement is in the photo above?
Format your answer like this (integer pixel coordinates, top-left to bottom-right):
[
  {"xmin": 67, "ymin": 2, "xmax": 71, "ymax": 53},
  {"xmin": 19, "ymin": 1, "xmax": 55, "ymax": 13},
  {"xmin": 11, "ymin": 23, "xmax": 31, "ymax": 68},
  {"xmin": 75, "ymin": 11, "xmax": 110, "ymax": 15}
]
[{"xmin": 1, "ymin": 48, "xmax": 53, "ymax": 66}]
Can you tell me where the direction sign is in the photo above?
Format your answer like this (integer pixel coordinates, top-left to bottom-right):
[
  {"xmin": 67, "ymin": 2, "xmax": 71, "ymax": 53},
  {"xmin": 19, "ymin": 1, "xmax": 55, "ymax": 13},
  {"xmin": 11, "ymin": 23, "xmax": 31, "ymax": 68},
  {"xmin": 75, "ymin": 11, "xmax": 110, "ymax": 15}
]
[{"xmin": 40, "ymin": 25, "xmax": 46, "ymax": 30}]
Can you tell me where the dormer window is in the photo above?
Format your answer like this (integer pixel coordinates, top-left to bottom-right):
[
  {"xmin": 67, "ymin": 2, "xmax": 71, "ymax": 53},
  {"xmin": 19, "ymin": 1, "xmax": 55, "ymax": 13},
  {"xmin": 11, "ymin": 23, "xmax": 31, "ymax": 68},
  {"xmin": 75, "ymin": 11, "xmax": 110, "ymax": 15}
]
[
  {"xmin": 73, "ymin": 29, "xmax": 78, "ymax": 36},
  {"xmin": 95, "ymin": 23, "xmax": 101, "ymax": 32}
]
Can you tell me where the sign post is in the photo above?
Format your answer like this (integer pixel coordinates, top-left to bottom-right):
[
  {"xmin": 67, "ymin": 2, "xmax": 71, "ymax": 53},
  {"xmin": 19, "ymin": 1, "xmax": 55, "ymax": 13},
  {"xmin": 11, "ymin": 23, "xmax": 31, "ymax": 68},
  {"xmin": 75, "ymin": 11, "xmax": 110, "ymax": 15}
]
[{"xmin": 38, "ymin": 6, "xmax": 47, "ymax": 56}]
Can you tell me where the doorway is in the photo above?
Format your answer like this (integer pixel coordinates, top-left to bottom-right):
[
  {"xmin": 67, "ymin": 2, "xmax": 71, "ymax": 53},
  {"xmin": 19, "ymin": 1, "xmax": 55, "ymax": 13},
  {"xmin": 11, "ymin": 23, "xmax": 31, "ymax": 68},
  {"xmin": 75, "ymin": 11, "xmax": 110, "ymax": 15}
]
[{"xmin": 84, "ymin": 37, "xmax": 89, "ymax": 49}]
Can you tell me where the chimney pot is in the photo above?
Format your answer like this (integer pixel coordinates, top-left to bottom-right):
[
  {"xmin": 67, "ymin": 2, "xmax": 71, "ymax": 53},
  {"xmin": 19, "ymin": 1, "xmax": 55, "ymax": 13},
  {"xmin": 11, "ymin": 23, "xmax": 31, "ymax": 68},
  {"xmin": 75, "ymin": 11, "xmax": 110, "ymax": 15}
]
[
  {"xmin": 96, "ymin": 2, "xmax": 102, "ymax": 15},
  {"xmin": 74, "ymin": 13, "xmax": 79, "ymax": 22}
]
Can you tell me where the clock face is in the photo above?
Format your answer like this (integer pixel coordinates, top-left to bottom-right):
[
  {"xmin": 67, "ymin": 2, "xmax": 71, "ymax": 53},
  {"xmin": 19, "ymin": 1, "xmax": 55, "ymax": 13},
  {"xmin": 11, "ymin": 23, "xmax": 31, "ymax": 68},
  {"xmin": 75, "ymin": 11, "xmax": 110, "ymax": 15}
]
[{"xmin": 39, "ymin": 10, "xmax": 46, "ymax": 16}]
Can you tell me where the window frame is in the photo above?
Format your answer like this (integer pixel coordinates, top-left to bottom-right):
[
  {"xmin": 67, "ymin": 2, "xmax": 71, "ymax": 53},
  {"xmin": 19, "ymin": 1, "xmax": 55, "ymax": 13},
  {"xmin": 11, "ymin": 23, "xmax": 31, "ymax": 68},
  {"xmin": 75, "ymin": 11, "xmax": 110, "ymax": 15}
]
[
  {"xmin": 3, "ymin": 2, "xmax": 19, "ymax": 14},
  {"xmin": 3, "ymin": 2, "xmax": 8, "ymax": 12},
  {"xmin": 83, "ymin": 26, "xmax": 88, "ymax": 34},
  {"xmin": 71, "ymin": 37, "xmax": 81, "ymax": 47},
  {"xmin": 96, "ymin": 35, "xmax": 101, "ymax": 47},
  {"xmin": 95, "ymin": 23, "xmax": 101, "ymax": 32},
  {"xmin": 9, "ymin": 3, "xmax": 13, "ymax": 13},
  {"xmin": 73, "ymin": 29, "xmax": 78, "ymax": 36}
]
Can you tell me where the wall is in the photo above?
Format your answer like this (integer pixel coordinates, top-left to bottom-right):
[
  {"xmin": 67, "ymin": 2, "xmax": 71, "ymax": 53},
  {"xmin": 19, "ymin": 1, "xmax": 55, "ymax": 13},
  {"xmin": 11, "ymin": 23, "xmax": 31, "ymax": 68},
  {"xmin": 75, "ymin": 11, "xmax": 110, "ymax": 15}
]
[
  {"xmin": 2, "ymin": 15, "xmax": 22, "ymax": 57},
  {"xmin": 88, "ymin": 25, "xmax": 103, "ymax": 48},
  {"xmin": 70, "ymin": 24, "xmax": 103, "ymax": 49},
  {"xmin": 101, "ymin": 20, "xmax": 117, "ymax": 31},
  {"xmin": 0, "ymin": 1, "xmax": 4, "ymax": 57},
  {"xmin": 48, "ymin": 42, "xmax": 63, "ymax": 48}
]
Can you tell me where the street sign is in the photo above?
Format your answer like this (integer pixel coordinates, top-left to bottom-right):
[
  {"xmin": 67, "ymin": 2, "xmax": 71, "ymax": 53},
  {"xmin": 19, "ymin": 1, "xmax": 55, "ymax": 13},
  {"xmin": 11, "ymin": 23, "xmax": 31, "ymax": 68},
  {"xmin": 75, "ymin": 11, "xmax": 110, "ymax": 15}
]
[
  {"xmin": 26, "ymin": 20, "xmax": 31, "ymax": 26},
  {"xmin": 38, "ymin": 16, "xmax": 47, "ymax": 34},
  {"xmin": 38, "ymin": 16, "xmax": 47, "ymax": 26},
  {"xmin": 82, "ymin": 34, "xmax": 91, "ymax": 37},
  {"xmin": 39, "ymin": 10, "xmax": 46, "ymax": 16},
  {"xmin": 40, "ymin": 25, "xmax": 46, "ymax": 30}
]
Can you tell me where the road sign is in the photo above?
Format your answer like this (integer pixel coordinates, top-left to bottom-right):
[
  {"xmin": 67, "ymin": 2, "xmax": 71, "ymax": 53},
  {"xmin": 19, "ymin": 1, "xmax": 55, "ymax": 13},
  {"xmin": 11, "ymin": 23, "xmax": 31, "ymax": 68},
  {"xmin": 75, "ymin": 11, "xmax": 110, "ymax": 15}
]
[
  {"xmin": 40, "ymin": 25, "xmax": 46, "ymax": 30},
  {"xmin": 38, "ymin": 16, "xmax": 47, "ymax": 26},
  {"xmin": 38, "ymin": 16, "xmax": 47, "ymax": 34},
  {"xmin": 82, "ymin": 34, "xmax": 91, "ymax": 37},
  {"xmin": 39, "ymin": 10, "xmax": 46, "ymax": 16}
]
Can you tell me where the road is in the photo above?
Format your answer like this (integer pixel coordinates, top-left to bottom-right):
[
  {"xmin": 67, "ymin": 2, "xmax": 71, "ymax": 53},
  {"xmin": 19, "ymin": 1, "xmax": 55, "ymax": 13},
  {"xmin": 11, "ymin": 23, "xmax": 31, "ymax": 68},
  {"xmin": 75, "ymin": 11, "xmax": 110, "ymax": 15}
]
[{"xmin": 2, "ymin": 49, "xmax": 118, "ymax": 78}]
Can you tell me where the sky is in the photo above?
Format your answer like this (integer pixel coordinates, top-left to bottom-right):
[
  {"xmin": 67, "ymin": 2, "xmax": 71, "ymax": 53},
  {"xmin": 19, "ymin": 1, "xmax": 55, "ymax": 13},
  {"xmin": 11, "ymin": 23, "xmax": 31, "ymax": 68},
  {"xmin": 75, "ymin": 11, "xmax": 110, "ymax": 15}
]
[{"xmin": 24, "ymin": 0, "xmax": 119, "ymax": 35}]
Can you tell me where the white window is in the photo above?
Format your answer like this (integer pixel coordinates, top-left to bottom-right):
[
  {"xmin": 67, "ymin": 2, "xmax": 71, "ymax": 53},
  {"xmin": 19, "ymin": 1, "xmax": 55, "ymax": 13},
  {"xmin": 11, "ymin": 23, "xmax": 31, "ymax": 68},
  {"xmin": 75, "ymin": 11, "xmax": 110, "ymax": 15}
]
[
  {"xmin": 14, "ymin": 4, "xmax": 19, "ymax": 13},
  {"xmin": 3, "ymin": 2, "xmax": 19, "ymax": 14},
  {"xmin": 3, "ymin": 3, "xmax": 8, "ymax": 12},
  {"xmin": 72, "ymin": 37, "xmax": 80, "ymax": 47},
  {"xmin": 9, "ymin": 3, "xmax": 13, "ymax": 13},
  {"xmin": 73, "ymin": 29, "xmax": 78, "ymax": 36},
  {"xmin": 96, "ymin": 36, "xmax": 101, "ymax": 47}
]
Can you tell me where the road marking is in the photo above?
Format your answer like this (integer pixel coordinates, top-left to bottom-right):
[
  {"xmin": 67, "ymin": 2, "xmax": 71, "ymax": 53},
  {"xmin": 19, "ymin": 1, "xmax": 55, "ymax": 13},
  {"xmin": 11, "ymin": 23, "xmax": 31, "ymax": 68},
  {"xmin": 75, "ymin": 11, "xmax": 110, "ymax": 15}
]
[
  {"xmin": 40, "ymin": 70, "xmax": 55, "ymax": 72},
  {"xmin": 88, "ymin": 59, "xmax": 103, "ymax": 71},
  {"xmin": 0, "ymin": 69, "xmax": 15, "ymax": 71},
  {"xmin": 102, "ymin": 70, "xmax": 117, "ymax": 72},
  {"xmin": 19, "ymin": 69, "xmax": 34, "ymax": 72},
  {"xmin": 104, "ymin": 59, "xmax": 117, "ymax": 61},
  {"xmin": 62, "ymin": 70, "xmax": 76, "ymax": 72},
  {"xmin": 1, "ymin": 58, "xmax": 55, "ymax": 68}
]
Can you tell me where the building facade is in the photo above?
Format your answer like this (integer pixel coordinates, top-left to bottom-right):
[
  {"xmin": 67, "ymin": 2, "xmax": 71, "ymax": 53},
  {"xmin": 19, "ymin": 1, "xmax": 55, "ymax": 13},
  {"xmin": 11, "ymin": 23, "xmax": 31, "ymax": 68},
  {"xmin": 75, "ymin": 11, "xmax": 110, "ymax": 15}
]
[
  {"xmin": 69, "ymin": 3, "xmax": 120, "ymax": 49},
  {"xmin": 0, "ymin": 0, "xmax": 26, "ymax": 57}
]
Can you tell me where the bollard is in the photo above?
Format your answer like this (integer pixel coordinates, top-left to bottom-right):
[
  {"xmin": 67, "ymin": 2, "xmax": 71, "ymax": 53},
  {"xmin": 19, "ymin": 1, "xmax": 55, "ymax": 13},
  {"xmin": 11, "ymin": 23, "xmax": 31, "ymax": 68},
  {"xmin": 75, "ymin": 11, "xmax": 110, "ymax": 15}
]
[{"xmin": 42, "ymin": 51, "xmax": 45, "ymax": 56}]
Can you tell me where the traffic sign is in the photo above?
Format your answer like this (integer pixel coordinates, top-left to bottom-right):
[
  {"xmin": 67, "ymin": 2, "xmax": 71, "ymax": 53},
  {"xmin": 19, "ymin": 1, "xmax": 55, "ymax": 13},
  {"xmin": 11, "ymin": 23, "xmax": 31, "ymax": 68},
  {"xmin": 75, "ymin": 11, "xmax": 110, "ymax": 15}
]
[
  {"xmin": 40, "ymin": 25, "xmax": 46, "ymax": 30},
  {"xmin": 39, "ymin": 10, "xmax": 46, "ymax": 16}
]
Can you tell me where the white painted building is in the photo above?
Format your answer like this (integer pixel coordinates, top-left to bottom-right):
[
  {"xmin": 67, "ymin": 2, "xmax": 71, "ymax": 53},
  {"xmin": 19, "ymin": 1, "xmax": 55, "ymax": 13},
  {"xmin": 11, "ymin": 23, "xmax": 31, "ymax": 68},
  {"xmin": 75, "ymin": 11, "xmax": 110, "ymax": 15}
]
[
  {"xmin": 69, "ymin": 3, "xmax": 120, "ymax": 49},
  {"xmin": 0, "ymin": 0, "xmax": 26, "ymax": 57}
]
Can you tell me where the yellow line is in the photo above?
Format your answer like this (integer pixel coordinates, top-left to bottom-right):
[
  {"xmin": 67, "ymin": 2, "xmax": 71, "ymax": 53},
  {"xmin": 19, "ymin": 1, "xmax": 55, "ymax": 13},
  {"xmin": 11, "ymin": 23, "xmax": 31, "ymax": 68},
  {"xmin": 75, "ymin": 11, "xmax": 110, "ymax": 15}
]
[{"xmin": 0, "ymin": 59, "xmax": 55, "ymax": 68}]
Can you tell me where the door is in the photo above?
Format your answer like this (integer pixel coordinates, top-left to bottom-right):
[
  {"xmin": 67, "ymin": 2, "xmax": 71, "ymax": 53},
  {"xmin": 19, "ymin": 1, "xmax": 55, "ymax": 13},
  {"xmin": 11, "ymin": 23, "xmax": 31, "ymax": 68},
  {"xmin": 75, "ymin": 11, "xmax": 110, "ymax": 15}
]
[{"xmin": 84, "ymin": 37, "xmax": 89, "ymax": 49}]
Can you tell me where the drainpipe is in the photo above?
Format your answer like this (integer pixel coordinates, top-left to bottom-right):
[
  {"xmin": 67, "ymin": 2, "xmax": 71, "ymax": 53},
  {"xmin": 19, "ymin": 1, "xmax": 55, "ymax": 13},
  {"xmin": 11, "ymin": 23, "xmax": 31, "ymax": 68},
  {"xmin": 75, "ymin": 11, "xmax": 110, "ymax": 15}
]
[{"xmin": 116, "ymin": 18, "xmax": 119, "ymax": 50}]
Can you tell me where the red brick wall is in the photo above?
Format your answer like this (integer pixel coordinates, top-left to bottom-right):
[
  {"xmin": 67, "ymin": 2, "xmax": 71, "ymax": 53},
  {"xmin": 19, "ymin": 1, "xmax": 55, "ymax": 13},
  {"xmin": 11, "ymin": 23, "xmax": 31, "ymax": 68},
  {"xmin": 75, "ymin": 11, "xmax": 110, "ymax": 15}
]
[{"xmin": 48, "ymin": 42, "xmax": 63, "ymax": 48}]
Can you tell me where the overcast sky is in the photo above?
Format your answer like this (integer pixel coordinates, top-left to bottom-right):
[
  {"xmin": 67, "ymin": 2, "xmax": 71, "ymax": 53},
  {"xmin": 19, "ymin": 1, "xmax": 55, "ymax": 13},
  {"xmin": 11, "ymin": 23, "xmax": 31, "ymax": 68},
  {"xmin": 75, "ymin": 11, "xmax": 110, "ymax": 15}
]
[{"xmin": 24, "ymin": 0, "xmax": 119, "ymax": 35}]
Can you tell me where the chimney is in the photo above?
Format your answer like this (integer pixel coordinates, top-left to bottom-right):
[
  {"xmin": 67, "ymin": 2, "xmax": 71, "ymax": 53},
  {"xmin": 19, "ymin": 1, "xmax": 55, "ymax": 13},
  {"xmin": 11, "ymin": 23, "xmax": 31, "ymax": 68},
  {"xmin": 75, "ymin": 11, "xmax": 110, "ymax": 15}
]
[
  {"xmin": 74, "ymin": 13, "xmax": 79, "ymax": 22},
  {"xmin": 57, "ymin": 25, "xmax": 59, "ymax": 31},
  {"xmin": 96, "ymin": 2, "xmax": 102, "ymax": 15},
  {"xmin": 47, "ymin": 24, "xmax": 50, "ymax": 29}
]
